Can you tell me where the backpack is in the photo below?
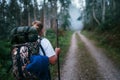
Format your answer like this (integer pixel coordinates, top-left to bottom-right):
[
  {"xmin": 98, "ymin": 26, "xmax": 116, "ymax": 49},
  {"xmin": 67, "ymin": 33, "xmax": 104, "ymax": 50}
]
[{"xmin": 10, "ymin": 26, "xmax": 50, "ymax": 80}]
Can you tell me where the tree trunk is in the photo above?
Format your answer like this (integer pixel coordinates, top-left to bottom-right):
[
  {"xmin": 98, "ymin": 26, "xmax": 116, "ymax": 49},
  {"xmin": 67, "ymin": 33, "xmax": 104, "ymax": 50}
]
[
  {"xmin": 102, "ymin": 0, "xmax": 106, "ymax": 23},
  {"xmin": 112, "ymin": 0, "xmax": 116, "ymax": 11},
  {"xmin": 51, "ymin": 0, "xmax": 57, "ymax": 31},
  {"xmin": 41, "ymin": 0, "xmax": 46, "ymax": 36},
  {"xmin": 34, "ymin": 8, "xmax": 37, "ymax": 20},
  {"xmin": 92, "ymin": 6, "xmax": 100, "ymax": 25},
  {"xmin": 33, "ymin": 0, "xmax": 38, "ymax": 20}
]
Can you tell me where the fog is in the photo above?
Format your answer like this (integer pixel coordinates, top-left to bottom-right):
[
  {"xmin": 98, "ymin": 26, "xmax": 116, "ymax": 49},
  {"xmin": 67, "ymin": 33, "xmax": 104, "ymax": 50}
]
[{"xmin": 69, "ymin": 4, "xmax": 84, "ymax": 31}]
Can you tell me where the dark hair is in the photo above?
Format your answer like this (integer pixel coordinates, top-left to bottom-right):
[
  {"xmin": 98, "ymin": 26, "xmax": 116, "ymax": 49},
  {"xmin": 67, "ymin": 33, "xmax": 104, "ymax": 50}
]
[{"xmin": 32, "ymin": 21, "xmax": 43, "ymax": 32}]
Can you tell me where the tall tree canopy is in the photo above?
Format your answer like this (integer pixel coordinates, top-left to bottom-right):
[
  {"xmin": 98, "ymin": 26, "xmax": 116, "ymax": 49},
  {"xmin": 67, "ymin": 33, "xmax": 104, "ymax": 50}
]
[
  {"xmin": 84, "ymin": 0, "xmax": 120, "ymax": 48},
  {"xmin": 84, "ymin": 0, "xmax": 120, "ymax": 31},
  {"xmin": 0, "ymin": 0, "xmax": 71, "ymax": 39}
]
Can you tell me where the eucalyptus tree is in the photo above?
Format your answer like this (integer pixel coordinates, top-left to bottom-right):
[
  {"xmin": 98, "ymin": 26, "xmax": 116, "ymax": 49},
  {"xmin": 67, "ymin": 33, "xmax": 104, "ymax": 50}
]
[
  {"xmin": 8, "ymin": 0, "xmax": 21, "ymax": 27},
  {"xmin": 83, "ymin": 0, "xmax": 93, "ymax": 30},
  {"xmin": 47, "ymin": 0, "xmax": 58, "ymax": 30},
  {"xmin": 42, "ymin": 0, "xmax": 51, "ymax": 29},
  {"xmin": 84, "ymin": 0, "xmax": 120, "ymax": 49},
  {"xmin": 27, "ymin": 0, "xmax": 39, "ymax": 26},
  {"xmin": 84, "ymin": 0, "xmax": 120, "ymax": 31},
  {"xmin": 84, "ymin": 0, "xmax": 108, "ymax": 30},
  {"xmin": 32, "ymin": 0, "xmax": 71, "ymax": 31},
  {"xmin": 33, "ymin": 0, "xmax": 39, "ymax": 20},
  {"xmin": 59, "ymin": 0, "xmax": 71, "ymax": 30},
  {"xmin": 0, "ymin": 0, "xmax": 9, "ymax": 38},
  {"xmin": 110, "ymin": 0, "xmax": 120, "ymax": 25},
  {"xmin": 59, "ymin": 11, "xmax": 70, "ymax": 30},
  {"xmin": 19, "ymin": 0, "xmax": 32, "ymax": 25}
]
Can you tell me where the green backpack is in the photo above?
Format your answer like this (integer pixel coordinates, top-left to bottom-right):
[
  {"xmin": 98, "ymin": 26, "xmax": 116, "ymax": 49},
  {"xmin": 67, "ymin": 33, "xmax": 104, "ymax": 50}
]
[
  {"xmin": 11, "ymin": 26, "xmax": 38, "ymax": 44},
  {"xmin": 10, "ymin": 26, "xmax": 40, "ymax": 80}
]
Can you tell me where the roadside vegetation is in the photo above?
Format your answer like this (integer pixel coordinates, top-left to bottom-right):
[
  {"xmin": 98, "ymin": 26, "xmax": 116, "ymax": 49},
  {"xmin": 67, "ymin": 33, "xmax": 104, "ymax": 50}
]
[
  {"xmin": 83, "ymin": 0, "xmax": 120, "ymax": 70},
  {"xmin": 81, "ymin": 30, "xmax": 120, "ymax": 70},
  {"xmin": 46, "ymin": 29, "xmax": 73, "ymax": 79},
  {"xmin": 0, "ymin": 41, "xmax": 13, "ymax": 80}
]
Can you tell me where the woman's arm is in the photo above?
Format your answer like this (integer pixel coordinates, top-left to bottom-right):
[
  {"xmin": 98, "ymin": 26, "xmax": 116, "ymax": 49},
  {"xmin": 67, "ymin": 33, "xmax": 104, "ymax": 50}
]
[{"xmin": 49, "ymin": 48, "xmax": 60, "ymax": 64}]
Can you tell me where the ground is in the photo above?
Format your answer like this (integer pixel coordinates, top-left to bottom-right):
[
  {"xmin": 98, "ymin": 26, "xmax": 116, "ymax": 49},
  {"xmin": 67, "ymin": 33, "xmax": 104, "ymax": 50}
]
[{"xmin": 56, "ymin": 31, "xmax": 120, "ymax": 80}]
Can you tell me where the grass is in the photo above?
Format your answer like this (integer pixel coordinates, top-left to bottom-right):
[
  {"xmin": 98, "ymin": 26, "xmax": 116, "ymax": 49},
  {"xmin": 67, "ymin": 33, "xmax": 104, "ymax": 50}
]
[
  {"xmin": 0, "ymin": 40, "xmax": 13, "ymax": 80},
  {"xmin": 81, "ymin": 30, "xmax": 120, "ymax": 70}
]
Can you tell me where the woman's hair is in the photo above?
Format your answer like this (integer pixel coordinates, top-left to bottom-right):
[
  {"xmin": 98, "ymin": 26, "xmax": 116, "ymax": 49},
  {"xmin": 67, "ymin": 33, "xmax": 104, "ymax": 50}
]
[{"xmin": 32, "ymin": 20, "xmax": 43, "ymax": 32}]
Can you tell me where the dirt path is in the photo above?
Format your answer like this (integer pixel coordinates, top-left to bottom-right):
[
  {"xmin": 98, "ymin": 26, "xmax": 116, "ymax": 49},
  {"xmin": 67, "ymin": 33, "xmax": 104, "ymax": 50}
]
[
  {"xmin": 60, "ymin": 32, "xmax": 80, "ymax": 80},
  {"xmin": 60, "ymin": 31, "xmax": 120, "ymax": 80}
]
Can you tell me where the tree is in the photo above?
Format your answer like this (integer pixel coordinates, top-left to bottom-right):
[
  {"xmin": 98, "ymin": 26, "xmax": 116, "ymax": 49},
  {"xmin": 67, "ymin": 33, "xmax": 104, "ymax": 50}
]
[
  {"xmin": 59, "ymin": 0, "xmax": 71, "ymax": 30},
  {"xmin": 48, "ymin": 0, "xmax": 58, "ymax": 30},
  {"xmin": 0, "ymin": 0, "xmax": 9, "ymax": 39},
  {"xmin": 8, "ymin": 0, "xmax": 21, "ymax": 26}
]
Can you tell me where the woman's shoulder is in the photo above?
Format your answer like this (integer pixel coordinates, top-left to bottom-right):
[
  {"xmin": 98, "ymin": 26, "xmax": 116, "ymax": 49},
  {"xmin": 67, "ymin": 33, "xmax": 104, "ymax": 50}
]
[
  {"xmin": 41, "ymin": 37, "xmax": 49, "ymax": 41},
  {"xmin": 41, "ymin": 37, "xmax": 50, "ymax": 44},
  {"xmin": 40, "ymin": 37, "xmax": 52, "ymax": 49}
]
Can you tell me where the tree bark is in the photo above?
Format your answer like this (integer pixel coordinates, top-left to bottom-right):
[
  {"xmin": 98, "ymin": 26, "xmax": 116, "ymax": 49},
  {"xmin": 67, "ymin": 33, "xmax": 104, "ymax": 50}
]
[
  {"xmin": 112, "ymin": 0, "xmax": 116, "ymax": 11},
  {"xmin": 102, "ymin": 0, "xmax": 106, "ymax": 23},
  {"xmin": 92, "ymin": 6, "xmax": 100, "ymax": 25},
  {"xmin": 33, "ymin": 0, "xmax": 37, "ymax": 20},
  {"xmin": 41, "ymin": 0, "xmax": 46, "ymax": 36},
  {"xmin": 34, "ymin": 8, "xmax": 37, "ymax": 20}
]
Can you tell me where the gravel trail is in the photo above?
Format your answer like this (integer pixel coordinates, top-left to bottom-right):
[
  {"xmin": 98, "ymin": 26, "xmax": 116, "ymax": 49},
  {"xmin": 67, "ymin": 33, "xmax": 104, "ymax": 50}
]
[
  {"xmin": 60, "ymin": 32, "xmax": 80, "ymax": 80},
  {"xmin": 59, "ymin": 32, "xmax": 120, "ymax": 80},
  {"xmin": 77, "ymin": 32, "xmax": 120, "ymax": 80}
]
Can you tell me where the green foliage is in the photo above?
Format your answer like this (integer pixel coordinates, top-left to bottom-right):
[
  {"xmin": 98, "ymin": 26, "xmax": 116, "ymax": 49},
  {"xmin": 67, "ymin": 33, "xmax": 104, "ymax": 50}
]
[
  {"xmin": 0, "ymin": 41, "xmax": 11, "ymax": 58},
  {"xmin": 82, "ymin": 30, "xmax": 120, "ymax": 69},
  {"xmin": 84, "ymin": 0, "xmax": 120, "ymax": 32},
  {"xmin": 58, "ymin": 0, "xmax": 71, "ymax": 30},
  {"xmin": 77, "ymin": 16, "xmax": 82, "ymax": 21},
  {"xmin": 0, "ymin": 0, "xmax": 9, "ymax": 39},
  {"xmin": 83, "ymin": 1, "xmax": 120, "ymax": 66},
  {"xmin": 59, "ymin": 13, "xmax": 71, "ymax": 30},
  {"xmin": 59, "ymin": 0, "xmax": 71, "ymax": 8},
  {"xmin": 0, "ymin": 40, "xmax": 13, "ymax": 80}
]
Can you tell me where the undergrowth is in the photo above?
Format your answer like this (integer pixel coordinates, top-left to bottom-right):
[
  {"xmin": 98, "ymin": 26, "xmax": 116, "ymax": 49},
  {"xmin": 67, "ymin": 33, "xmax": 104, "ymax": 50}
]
[{"xmin": 81, "ymin": 30, "xmax": 120, "ymax": 69}]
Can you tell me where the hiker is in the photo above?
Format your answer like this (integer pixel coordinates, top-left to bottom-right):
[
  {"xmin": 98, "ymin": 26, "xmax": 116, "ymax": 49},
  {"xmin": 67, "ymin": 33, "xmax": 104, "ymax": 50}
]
[
  {"xmin": 32, "ymin": 20, "xmax": 61, "ymax": 64},
  {"xmin": 10, "ymin": 21, "xmax": 60, "ymax": 80}
]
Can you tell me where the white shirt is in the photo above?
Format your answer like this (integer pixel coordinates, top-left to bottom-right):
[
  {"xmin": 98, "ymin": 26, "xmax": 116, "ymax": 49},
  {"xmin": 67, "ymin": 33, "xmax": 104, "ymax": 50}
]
[{"xmin": 39, "ymin": 38, "xmax": 56, "ymax": 58}]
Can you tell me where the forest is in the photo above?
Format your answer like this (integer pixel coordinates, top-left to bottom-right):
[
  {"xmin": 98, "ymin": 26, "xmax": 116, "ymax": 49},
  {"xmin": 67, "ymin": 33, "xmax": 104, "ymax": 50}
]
[
  {"xmin": 0, "ymin": 0, "xmax": 120, "ymax": 80},
  {"xmin": 84, "ymin": 0, "xmax": 120, "ymax": 48}
]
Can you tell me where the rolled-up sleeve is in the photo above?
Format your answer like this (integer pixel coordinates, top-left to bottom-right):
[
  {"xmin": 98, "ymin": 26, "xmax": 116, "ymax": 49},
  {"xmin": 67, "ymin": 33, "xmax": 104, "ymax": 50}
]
[{"xmin": 40, "ymin": 38, "xmax": 56, "ymax": 57}]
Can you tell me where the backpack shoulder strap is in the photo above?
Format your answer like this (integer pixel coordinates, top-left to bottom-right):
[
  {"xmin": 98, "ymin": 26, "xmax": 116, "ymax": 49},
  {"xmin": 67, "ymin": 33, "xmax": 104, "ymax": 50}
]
[
  {"xmin": 39, "ymin": 38, "xmax": 51, "ymax": 80},
  {"xmin": 38, "ymin": 37, "xmax": 46, "ymax": 56},
  {"xmin": 40, "ymin": 44, "xmax": 46, "ymax": 56}
]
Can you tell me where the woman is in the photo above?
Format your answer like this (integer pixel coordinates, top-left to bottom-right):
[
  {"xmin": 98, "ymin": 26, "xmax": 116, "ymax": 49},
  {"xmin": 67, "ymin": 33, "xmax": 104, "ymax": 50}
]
[{"xmin": 32, "ymin": 20, "xmax": 60, "ymax": 64}]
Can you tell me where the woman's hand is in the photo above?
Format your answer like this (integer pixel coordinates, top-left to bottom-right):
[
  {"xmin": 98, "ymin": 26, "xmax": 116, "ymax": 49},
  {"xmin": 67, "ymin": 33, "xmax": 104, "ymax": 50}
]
[{"xmin": 55, "ymin": 48, "xmax": 61, "ymax": 56}]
